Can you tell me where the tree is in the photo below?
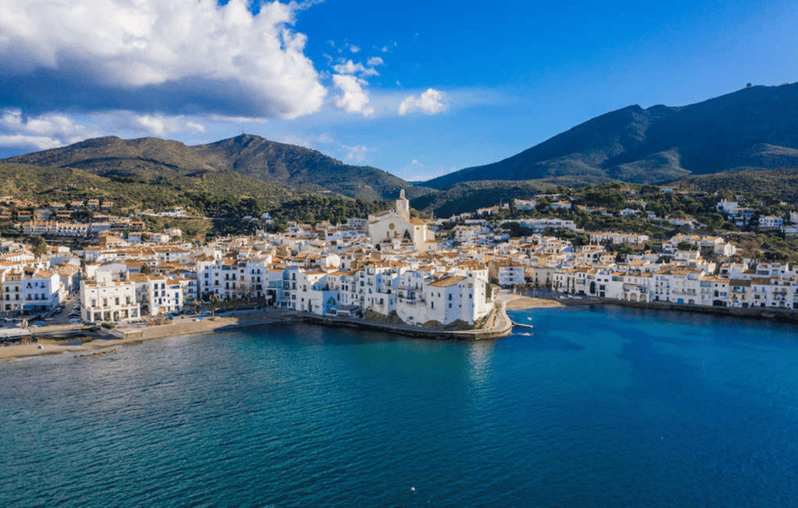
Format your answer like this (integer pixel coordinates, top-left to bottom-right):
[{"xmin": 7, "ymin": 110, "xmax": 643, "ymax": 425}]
[
  {"xmin": 613, "ymin": 243, "xmax": 634, "ymax": 262},
  {"xmin": 25, "ymin": 235, "xmax": 46, "ymax": 258}
]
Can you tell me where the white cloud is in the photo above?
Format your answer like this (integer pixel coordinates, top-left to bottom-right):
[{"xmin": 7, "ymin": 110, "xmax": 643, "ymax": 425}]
[
  {"xmin": 398, "ymin": 89, "xmax": 447, "ymax": 116},
  {"xmin": 332, "ymin": 75, "xmax": 374, "ymax": 116},
  {"xmin": 343, "ymin": 145, "xmax": 370, "ymax": 163},
  {"xmin": 333, "ymin": 59, "xmax": 379, "ymax": 77},
  {"xmin": 367, "ymin": 57, "xmax": 385, "ymax": 67},
  {"xmin": 0, "ymin": 108, "xmax": 213, "ymax": 152},
  {"xmin": 349, "ymin": 45, "xmax": 360, "ymax": 53},
  {"xmin": 132, "ymin": 114, "xmax": 206, "ymax": 137},
  {"xmin": 0, "ymin": 109, "xmax": 102, "ymax": 150},
  {"xmin": 0, "ymin": 0, "xmax": 326, "ymax": 118}
]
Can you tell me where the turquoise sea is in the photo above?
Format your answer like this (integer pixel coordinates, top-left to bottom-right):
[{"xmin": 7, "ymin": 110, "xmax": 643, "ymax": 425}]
[{"xmin": 2, "ymin": 306, "xmax": 797, "ymax": 507}]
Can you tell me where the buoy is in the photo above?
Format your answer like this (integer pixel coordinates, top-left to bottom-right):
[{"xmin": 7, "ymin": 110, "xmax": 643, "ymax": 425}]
[{"xmin": 411, "ymin": 487, "xmax": 416, "ymax": 492}]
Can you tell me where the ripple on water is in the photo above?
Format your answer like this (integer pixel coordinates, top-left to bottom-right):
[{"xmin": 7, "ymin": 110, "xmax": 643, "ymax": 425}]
[{"xmin": 2, "ymin": 314, "xmax": 798, "ymax": 507}]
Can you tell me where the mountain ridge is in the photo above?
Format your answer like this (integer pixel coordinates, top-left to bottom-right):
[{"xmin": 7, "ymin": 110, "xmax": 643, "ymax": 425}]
[
  {"xmin": 425, "ymin": 83, "xmax": 798, "ymax": 189},
  {"xmin": 5, "ymin": 134, "xmax": 433, "ymax": 202}
]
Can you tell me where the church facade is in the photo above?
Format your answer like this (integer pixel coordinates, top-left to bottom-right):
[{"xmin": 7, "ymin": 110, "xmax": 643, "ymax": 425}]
[{"xmin": 366, "ymin": 190, "xmax": 435, "ymax": 251}]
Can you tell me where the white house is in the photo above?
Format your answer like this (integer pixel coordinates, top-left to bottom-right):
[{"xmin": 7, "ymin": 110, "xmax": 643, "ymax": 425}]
[{"xmin": 80, "ymin": 272, "xmax": 140, "ymax": 322}]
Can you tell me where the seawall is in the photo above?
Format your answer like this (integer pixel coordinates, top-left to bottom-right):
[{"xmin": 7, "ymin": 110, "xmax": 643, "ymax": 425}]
[
  {"xmin": 282, "ymin": 304, "xmax": 513, "ymax": 341},
  {"xmin": 559, "ymin": 297, "xmax": 798, "ymax": 324}
]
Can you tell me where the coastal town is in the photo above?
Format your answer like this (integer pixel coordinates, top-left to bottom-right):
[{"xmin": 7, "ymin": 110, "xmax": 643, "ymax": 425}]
[{"xmin": 2, "ymin": 184, "xmax": 798, "ymax": 356}]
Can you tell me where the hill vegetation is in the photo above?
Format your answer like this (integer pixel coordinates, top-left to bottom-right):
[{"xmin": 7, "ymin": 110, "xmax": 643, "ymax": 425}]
[
  {"xmin": 0, "ymin": 162, "xmax": 299, "ymax": 214},
  {"xmin": 675, "ymin": 168, "xmax": 798, "ymax": 202},
  {"xmin": 410, "ymin": 180, "xmax": 558, "ymax": 217}
]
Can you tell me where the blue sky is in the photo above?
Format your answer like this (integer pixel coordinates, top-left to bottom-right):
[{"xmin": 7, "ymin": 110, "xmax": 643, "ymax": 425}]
[{"xmin": 0, "ymin": 0, "xmax": 796, "ymax": 181}]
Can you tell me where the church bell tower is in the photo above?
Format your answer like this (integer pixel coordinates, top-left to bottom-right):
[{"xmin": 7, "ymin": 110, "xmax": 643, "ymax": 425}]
[{"xmin": 396, "ymin": 189, "xmax": 410, "ymax": 221}]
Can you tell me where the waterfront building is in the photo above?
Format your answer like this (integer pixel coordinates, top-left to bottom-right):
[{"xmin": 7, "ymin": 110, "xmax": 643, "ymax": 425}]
[
  {"xmin": 80, "ymin": 272, "xmax": 140, "ymax": 323},
  {"xmin": 1, "ymin": 269, "xmax": 63, "ymax": 314}
]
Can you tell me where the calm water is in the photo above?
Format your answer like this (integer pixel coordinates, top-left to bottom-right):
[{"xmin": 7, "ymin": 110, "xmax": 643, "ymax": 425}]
[{"xmin": 2, "ymin": 306, "xmax": 798, "ymax": 507}]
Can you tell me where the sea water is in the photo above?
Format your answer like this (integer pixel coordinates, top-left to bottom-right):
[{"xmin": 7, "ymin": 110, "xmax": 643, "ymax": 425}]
[{"xmin": 2, "ymin": 306, "xmax": 797, "ymax": 507}]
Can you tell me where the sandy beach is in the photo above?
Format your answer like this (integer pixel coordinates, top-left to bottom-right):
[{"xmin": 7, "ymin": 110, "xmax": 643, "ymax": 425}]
[
  {"xmin": 0, "ymin": 313, "xmax": 284, "ymax": 361},
  {"xmin": 502, "ymin": 295, "xmax": 564, "ymax": 310}
]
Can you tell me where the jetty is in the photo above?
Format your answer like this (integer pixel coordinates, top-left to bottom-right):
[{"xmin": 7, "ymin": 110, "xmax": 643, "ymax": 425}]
[{"xmin": 511, "ymin": 321, "xmax": 534, "ymax": 329}]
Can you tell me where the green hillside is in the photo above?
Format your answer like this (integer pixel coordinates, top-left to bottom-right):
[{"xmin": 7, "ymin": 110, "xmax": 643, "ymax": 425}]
[
  {"xmin": 410, "ymin": 180, "xmax": 558, "ymax": 217},
  {"xmin": 0, "ymin": 162, "xmax": 299, "ymax": 214}
]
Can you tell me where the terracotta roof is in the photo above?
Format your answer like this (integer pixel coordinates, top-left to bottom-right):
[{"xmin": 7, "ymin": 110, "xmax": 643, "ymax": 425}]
[{"xmin": 429, "ymin": 275, "xmax": 465, "ymax": 287}]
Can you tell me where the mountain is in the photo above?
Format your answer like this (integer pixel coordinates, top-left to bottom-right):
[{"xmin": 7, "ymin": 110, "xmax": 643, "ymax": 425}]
[
  {"xmin": 425, "ymin": 83, "xmax": 798, "ymax": 189},
  {"xmin": 194, "ymin": 134, "xmax": 433, "ymax": 201},
  {"xmin": 6, "ymin": 134, "xmax": 433, "ymax": 202}
]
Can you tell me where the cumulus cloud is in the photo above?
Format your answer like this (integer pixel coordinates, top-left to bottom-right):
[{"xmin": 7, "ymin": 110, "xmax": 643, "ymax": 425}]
[
  {"xmin": 332, "ymin": 75, "xmax": 374, "ymax": 116},
  {"xmin": 0, "ymin": 109, "xmax": 102, "ymax": 150},
  {"xmin": 343, "ymin": 145, "xmax": 370, "ymax": 163},
  {"xmin": 367, "ymin": 57, "xmax": 385, "ymax": 67},
  {"xmin": 0, "ymin": 0, "xmax": 326, "ymax": 118},
  {"xmin": 131, "ymin": 114, "xmax": 206, "ymax": 137},
  {"xmin": 0, "ymin": 107, "xmax": 213, "ymax": 153},
  {"xmin": 332, "ymin": 59, "xmax": 379, "ymax": 77},
  {"xmin": 398, "ymin": 89, "xmax": 447, "ymax": 115}
]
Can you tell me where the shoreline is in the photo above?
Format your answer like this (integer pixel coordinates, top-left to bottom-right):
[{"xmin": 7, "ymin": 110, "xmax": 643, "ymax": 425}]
[
  {"xmin": 548, "ymin": 294, "xmax": 798, "ymax": 324},
  {"xmin": 0, "ymin": 314, "xmax": 285, "ymax": 362},
  {"xmin": 2, "ymin": 295, "xmax": 552, "ymax": 361},
  {"xmin": 16, "ymin": 291, "xmax": 788, "ymax": 362}
]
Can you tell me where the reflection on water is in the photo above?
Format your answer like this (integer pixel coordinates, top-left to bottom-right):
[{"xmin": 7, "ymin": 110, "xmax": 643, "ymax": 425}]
[{"xmin": 2, "ymin": 311, "xmax": 798, "ymax": 507}]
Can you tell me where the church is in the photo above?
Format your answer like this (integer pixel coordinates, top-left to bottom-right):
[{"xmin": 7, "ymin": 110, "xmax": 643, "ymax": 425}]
[{"xmin": 366, "ymin": 190, "xmax": 435, "ymax": 251}]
